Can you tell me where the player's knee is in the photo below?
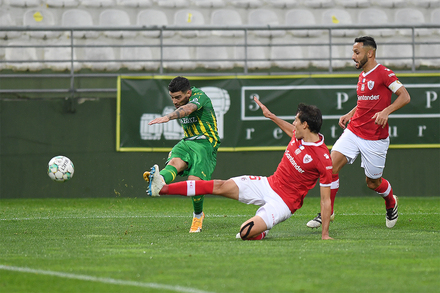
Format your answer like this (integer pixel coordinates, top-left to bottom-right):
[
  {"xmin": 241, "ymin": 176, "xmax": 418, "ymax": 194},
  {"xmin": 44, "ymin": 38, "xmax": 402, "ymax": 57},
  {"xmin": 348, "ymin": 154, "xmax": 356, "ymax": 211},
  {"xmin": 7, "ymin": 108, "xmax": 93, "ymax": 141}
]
[
  {"xmin": 366, "ymin": 177, "xmax": 381, "ymax": 190},
  {"xmin": 239, "ymin": 221, "xmax": 254, "ymax": 240}
]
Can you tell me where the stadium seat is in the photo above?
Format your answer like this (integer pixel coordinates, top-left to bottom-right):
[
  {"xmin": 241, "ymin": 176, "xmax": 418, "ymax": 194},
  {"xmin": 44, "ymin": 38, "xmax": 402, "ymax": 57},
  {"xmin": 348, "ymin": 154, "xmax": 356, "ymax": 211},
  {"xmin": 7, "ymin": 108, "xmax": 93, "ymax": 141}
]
[
  {"xmin": 235, "ymin": 45, "xmax": 271, "ymax": 70},
  {"xmin": 99, "ymin": 9, "xmax": 137, "ymax": 38},
  {"xmin": 137, "ymin": 10, "xmax": 175, "ymax": 38},
  {"xmin": 196, "ymin": 46, "xmax": 234, "ymax": 70},
  {"xmin": 116, "ymin": 0, "xmax": 152, "ymax": 7},
  {"xmin": 285, "ymin": 9, "xmax": 323, "ymax": 37},
  {"xmin": 156, "ymin": 0, "xmax": 188, "ymax": 8},
  {"xmin": 191, "ymin": 0, "xmax": 225, "ymax": 8},
  {"xmin": 418, "ymin": 43, "xmax": 440, "ymax": 67},
  {"xmin": 378, "ymin": 39, "xmax": 420, "ymax": 69},
  {"xmin": 161, "ymin": 46, "xmax": 197, "ymax": 70},
  {"xmin": 270, "ymin": 43, "xmax": 308, "ymax": 69},
  {"xmin": 395, "ymin": 9, "xmax": 431, "ymax": 37},
  {"xmin": 62, "ymin": 9, "xmax": 100, "ymax": 39},
  {"xmin": 248, "ymin": 9, "xmax": 286, "ymax": 38},
  {"xmin": 358, "ymin": 8, "xmax": 396, "ymax": 37},
  {"xmin": 7, "ymin": 0, "xmax": 40, "ymax": 7},
  {"xmin": 23, "ymin": 9, "xmax": 61, "ymax": 39},
  {"xmin": 431, "ymin": 9, "xmax": 440, "ymax": 34},
  {"xmin": 303, "ymin": 0, "xmax": 334, "ymax": 8},
  {"xmin": 161, "ymin": 106, "xmax": 185, "ymax": 139},
  {"xmin": 335, "ymin": 0, "xmax": 369, "ymax": 7},
  {"xmin": 80, "ymin": 0, "xmax": 115, "ymax": 7},
  {"xmin": 321, "ymin": 9, "xmax": 359, "ymax": 37},
  {"xmin": 45, "ymin": 0, "xmax": 79, "ymax": 7},
  {"xmin": 83, "ymin": 42, "xmax": 121, "ymax": 71},
  {"xmin": 43, "ymin": 42, "xmax": 81, "ymax": 71},
  {"xmin": 412, "ymin": 0, "xmax": 440, "ymax": 8},
  {"xmin": 5, "ymin": 41, "xmax": 44, "ymax": 71},
  {"xmin": 0, "ymin": 9, "xmax": 22, "ymax": 39},
  {"xmin": 230, "ymin": 0, "xmax": 263, "ymax": 8},
  {"xmin": 264, "ymin": 0, "xmax": 299, "ymax": 8},
  {"xmin": 174, "ymin": 9, "xmax": 210, "ymax": 38},
  {"xmin": 120, "ymin": 43, "xmax": 159, "ymax": 70},
  {"xmin": 211, "ymin": 9, "xmax": 244, "ymax": 37},
  {"xmin": 371, "ymin": 0, "xmax": 406, "ymax": 8},
  {"xmin": 140, "ymin": 113, "xmax": 163, "ymax": 140},
  {"xmin": 307, "ymin": 43, "xmax": 346, "ymax": 69}
]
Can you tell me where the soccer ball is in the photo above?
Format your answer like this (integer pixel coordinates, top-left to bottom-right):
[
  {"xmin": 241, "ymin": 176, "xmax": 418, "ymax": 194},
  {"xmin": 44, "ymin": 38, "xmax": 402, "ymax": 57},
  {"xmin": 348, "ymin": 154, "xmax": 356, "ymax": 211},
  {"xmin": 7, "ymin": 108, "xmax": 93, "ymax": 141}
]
[{"xmin": 47, "ymin": 155, "xmax": 74, "ymax": 182}]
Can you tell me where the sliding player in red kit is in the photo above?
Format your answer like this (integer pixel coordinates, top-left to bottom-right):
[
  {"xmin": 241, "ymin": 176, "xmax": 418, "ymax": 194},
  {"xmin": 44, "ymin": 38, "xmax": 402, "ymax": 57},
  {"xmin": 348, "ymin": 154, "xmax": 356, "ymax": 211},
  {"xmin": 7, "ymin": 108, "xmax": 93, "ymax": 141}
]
[
  {"xmin": 307, "ymin": 36, "xmax": 411, "ymax": 229},
  {"xmin": 148, "ymin": 101, "xmax": 334, "ymax": 240}
]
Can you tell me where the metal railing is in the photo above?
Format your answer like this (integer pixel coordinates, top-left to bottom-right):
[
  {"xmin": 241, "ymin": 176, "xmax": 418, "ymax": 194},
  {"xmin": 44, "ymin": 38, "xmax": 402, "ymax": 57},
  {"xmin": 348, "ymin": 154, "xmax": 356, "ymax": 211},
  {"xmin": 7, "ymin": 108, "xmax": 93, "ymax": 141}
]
[{"xmin": 0, "ymin": 24, "xmax": 439, "ymax": 97}]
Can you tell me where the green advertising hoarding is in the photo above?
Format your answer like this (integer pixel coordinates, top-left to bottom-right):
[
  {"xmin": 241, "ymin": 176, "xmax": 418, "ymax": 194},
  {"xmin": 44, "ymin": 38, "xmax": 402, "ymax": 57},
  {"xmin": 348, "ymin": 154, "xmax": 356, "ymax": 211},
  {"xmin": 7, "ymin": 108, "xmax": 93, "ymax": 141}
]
[{"xmin": 117, "ymin": 74, "xmax": 440, "ymax": 152}]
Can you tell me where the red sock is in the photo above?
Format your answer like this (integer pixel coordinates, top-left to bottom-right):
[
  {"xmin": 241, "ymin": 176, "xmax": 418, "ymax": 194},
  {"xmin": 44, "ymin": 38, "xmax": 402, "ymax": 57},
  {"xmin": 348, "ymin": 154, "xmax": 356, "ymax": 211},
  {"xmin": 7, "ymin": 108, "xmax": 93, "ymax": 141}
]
[
  {"xmin": 330, "ymin": 174, "xmax": 339, "ymax": 214},
  {"xmin": 243, "ymin": 231, "xmax": 267, "ymax": 241},
  {"xmin": 160, "ymin": 180, "xmax": 214, "ymax": 196},
  {"xmin": 374, "ymin": 178, "xmax": 395, "ymax": 209}
]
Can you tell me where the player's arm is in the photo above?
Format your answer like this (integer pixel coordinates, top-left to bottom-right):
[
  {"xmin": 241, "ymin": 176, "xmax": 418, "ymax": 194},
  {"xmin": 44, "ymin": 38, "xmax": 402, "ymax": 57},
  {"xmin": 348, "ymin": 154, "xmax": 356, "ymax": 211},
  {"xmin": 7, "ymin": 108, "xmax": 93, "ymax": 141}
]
[
  {"xmin": 320, "ymin": 185, "xmax": 333, "ymax": 240},
  {"xmin": 149, "ymin": 103, "xmax": 198, "ymax": 125},
  {"xmin": 253, "ymin": 96, "xmax": 294, "ymax": 137},
  {"xmin": 372, "ymin": 85, "xmax": 410, "ymax": 128},
  {"xmin": 339, "ymin": 106, "xmax": 357, "ymax": 129}
]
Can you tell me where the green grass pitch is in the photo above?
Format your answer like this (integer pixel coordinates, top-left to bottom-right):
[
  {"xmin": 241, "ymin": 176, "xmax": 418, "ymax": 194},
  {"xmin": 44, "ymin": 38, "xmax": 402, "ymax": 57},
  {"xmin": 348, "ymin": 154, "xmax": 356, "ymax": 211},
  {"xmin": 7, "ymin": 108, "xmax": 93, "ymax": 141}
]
[{"xmin": 1, "ymin": 196, "xmax": 439, "ymax": 293}]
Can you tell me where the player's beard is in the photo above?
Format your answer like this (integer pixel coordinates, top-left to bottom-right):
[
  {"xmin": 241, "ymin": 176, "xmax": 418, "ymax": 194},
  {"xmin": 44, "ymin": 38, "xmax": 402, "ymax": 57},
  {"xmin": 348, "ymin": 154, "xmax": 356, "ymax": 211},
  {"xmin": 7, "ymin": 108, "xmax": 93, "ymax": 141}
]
[{"xmin": 355, "ymin": 54, "xmax": 368, "ymax": 70}]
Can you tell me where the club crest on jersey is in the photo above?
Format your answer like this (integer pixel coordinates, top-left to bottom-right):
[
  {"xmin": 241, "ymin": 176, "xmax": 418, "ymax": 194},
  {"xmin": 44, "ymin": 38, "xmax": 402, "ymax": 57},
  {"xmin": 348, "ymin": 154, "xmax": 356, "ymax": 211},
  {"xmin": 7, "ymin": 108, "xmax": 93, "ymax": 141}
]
[
  {"xmin": 368, "ymin": 80, "xmax": 375, "ymax": 90},
  {"xmin": 303, "ymin": 154, "xmax": 313, "ymax": 164}
]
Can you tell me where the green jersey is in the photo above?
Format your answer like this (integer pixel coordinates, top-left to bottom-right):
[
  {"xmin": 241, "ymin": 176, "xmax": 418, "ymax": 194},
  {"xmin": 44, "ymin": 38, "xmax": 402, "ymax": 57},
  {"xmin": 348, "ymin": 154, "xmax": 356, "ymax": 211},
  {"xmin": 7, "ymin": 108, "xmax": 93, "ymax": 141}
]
[{"xmin": 180, "ymin": 87, "xmax": 220, "ymax": 149}]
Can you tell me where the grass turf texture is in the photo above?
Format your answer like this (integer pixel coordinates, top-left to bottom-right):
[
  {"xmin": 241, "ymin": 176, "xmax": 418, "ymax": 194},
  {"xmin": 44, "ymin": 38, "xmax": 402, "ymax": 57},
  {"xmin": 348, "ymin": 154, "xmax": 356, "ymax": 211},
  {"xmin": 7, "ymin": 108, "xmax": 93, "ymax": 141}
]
[{"xmin": 0, "ymin": 196, "xmax": 439, "ymax": 293}]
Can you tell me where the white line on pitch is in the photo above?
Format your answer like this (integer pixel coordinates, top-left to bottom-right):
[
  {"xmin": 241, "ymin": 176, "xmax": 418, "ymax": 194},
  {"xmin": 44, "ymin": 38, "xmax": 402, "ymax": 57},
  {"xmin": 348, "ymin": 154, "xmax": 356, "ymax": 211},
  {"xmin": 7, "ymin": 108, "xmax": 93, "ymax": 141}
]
[
  {"xmin": 0, "ymin": 265, "xmax": 215, "ymax": 293},
  {"xmin": 0, "ymin": 212, "xmax": 438, "ymax": 222}
]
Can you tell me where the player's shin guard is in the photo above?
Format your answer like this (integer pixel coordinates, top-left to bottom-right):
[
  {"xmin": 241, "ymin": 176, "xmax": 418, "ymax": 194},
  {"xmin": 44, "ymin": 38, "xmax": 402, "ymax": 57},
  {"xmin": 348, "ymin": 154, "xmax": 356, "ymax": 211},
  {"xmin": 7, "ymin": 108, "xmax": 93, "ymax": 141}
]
[
  {"xmin": 159, "ymin": 180, "xmax": 214, "ymax": 196},
  {"xmin": 374, "ymin": 178, "xmax": 395, "ymax": 209},
  {"xmin": 159, "ymin": 165, "xmax": 178, "ymax": 184},
  {"xmin": 192, "ymin": 195, "xmax": 204, "ymax": 215},
  {"xmin": 330, "ymin": 174, "xmax": 339, "ymax": 214}
]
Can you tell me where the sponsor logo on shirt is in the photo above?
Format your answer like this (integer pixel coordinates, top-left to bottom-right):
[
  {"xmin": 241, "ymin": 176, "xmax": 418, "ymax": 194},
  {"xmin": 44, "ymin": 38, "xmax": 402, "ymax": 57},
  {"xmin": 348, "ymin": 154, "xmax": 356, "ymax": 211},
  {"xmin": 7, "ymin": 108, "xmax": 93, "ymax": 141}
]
[
  {"xmin": 285, "ymin": 150, "xmax": 305, "ymax": 173},
  {"xmin": 180, "ymin": 116, "xmax": 198, "ymax": 124},
  {"xmin": 191, "ymin": 98, "xmax": 200, "ymax": 105},
  {"xmin": 358, "ymin": 94, "xmax": 380, "ymax": 101}
]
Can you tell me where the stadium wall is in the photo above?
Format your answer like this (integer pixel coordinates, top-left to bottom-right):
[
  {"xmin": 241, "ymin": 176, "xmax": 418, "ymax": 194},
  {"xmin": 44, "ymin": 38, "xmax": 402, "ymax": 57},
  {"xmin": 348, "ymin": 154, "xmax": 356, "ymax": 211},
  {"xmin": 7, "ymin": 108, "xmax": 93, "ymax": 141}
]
[{"xmin": 0, "ymin": 97, "xmax": 438, "ymax": 199}]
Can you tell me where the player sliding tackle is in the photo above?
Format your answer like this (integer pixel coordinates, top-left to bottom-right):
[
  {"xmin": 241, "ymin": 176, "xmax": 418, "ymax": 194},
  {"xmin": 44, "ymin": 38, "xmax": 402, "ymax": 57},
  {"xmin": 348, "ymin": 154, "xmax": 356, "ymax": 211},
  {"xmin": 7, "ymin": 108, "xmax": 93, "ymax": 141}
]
[{"xmin": 149, "ymin": 99, "xmax": 334, "ymax": 240}]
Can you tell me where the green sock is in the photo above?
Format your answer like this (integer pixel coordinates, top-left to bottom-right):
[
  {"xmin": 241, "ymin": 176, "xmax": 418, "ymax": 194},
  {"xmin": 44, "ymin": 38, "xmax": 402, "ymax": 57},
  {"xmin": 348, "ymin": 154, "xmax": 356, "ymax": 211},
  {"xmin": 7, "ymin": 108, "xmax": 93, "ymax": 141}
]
[
  {"xmin": 159, "ymin": 165, "xmax": 178, "ymax": 184},
  {"xmin": 192, "ymin": 195, "xmax": 204, "ymax": 215}
]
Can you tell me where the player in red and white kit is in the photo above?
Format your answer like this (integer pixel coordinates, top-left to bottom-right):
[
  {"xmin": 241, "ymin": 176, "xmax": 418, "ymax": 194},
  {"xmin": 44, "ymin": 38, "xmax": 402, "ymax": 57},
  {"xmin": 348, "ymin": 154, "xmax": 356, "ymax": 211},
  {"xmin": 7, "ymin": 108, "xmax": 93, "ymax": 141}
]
[
  {"xmin": 307, "ymin": 36, "xmax": 411, "ymax": 229},
  {"xmin": 148, "ymin": 101, "xmax": 334, "ymax": 240}
]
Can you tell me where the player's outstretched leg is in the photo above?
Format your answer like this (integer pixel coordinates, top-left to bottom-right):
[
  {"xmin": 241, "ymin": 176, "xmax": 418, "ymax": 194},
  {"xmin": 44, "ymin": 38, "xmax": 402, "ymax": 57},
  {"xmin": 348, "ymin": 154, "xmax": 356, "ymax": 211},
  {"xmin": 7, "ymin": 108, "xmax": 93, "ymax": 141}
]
[{"xmin": 145, "ymin": 164, "xmax": 165, "ymax": 197}]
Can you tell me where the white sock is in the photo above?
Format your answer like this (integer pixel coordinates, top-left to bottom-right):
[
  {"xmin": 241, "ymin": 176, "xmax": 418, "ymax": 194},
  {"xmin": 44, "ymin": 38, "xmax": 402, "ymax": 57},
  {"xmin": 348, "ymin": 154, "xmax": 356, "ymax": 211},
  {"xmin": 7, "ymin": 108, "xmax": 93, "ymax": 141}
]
[{"xmin": 193, "ymin": 212, "xmax": 203, "ymax": 219}]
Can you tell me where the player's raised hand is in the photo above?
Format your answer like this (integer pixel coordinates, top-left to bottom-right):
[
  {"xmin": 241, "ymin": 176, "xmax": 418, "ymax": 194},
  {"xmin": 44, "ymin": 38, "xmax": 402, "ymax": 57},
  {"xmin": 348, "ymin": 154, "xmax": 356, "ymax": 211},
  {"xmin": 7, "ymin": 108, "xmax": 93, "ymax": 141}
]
[
  {"xmin": 148, "ymin": 116, "xmax": 170, "ymax": 125},
  {"xmin": 253, "ymin": 96, "xmax": 273, "ymax": 119}
]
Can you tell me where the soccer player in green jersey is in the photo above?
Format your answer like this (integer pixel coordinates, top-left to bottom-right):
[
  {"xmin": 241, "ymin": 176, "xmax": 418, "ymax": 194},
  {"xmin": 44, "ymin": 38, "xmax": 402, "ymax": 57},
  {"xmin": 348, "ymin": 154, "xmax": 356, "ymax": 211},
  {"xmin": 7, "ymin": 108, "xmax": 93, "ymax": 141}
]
[{"xmin": 144, "ymin": 76, "xmax": 221, "ymax": 233}]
